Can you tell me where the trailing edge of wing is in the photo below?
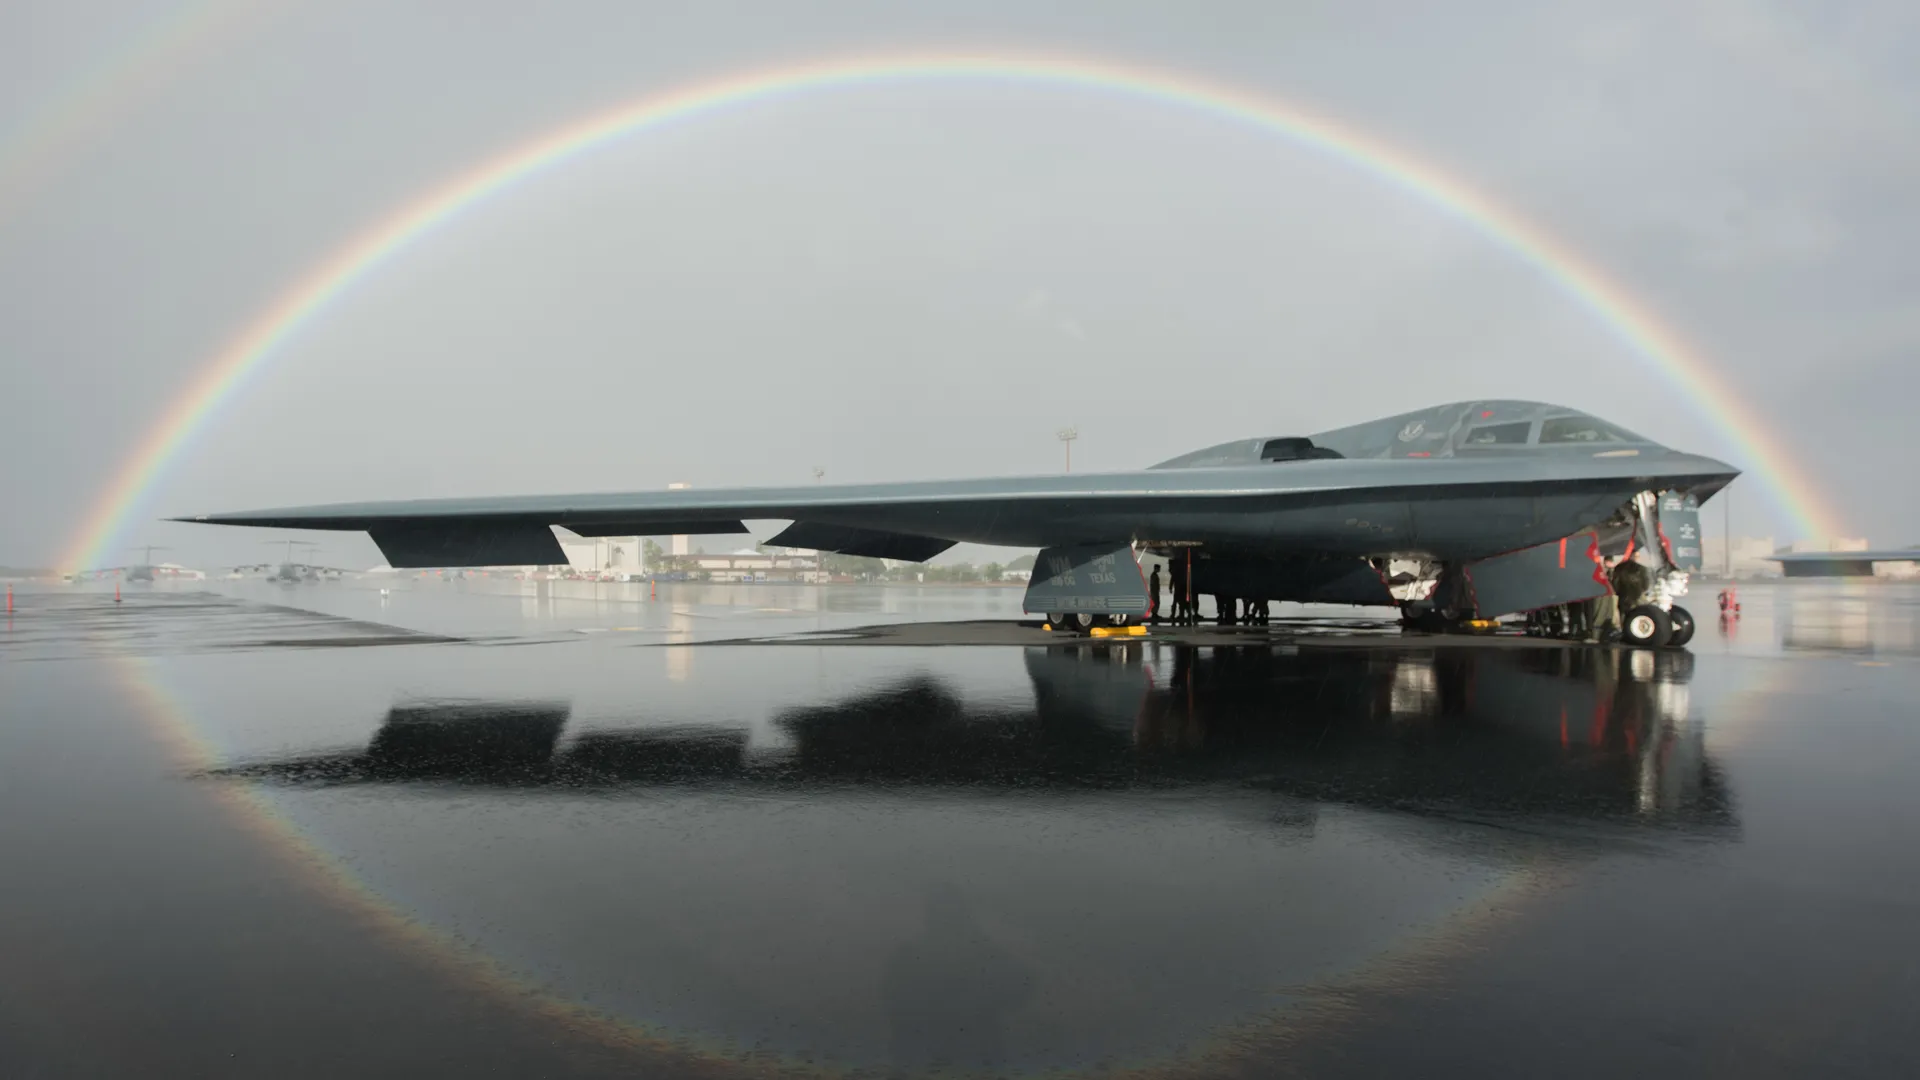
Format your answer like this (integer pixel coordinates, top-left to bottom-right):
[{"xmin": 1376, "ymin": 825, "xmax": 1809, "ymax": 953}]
[
  {"xmin": 563, "ymin": 520, "xmax": 749, "ymax": 538},
  {"xmin": 765, "ymin": 522, "xmax": 956, "ymax": 562}
]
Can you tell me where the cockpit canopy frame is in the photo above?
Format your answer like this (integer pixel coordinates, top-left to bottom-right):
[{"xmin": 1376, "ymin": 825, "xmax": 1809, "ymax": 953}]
[{"xmin": 1149, "ymin": 400, "xmax": 1657, "ymax": 469}]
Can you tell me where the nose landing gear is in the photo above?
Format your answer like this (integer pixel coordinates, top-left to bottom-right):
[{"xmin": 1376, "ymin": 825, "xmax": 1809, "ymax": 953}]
[
  {"xmin": 1621, "ymin": 605, "xmax": 1672, "ymax": 648},
  {"xmin": 1620, "ymin": 603, "xmax": 1694, "ymax": 649}
]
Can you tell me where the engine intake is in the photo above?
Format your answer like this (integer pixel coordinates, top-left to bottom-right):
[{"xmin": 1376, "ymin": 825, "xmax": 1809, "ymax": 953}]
[{"xmin": 1260, "ymin": 438, "xmax": 1345, "ymax": 462}]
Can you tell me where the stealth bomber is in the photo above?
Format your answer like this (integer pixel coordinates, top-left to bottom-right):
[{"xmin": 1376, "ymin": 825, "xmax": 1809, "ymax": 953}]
[{"xmin": 180, "ymin": 400, "xmax": 1736, "ymax": 646}]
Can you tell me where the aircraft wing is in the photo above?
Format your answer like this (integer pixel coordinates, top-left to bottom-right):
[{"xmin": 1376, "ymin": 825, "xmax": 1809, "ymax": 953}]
[{"xmin": 175, "ymin": 453, "xmax": 1738, "ymax": 568}]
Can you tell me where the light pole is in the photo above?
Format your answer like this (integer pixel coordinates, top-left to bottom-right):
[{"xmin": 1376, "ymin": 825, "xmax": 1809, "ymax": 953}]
[
  {"xmin": 130, "ymin": 545, "xmax": 169, "ymax": 567},
  {"xmin": 1057, "ymin": 426, "xmax": 1078, "ymax": 473},
  {"xmin": 811, "ymin": 467, "xmax": 827, "ymax": 582},
  {"xmin": 1724, "ymin": 489, "xmax": 1732, "ymax": 578},
  {"xmin": 265, "ymin": 538, "xmax": 317, "ymax": 564}
]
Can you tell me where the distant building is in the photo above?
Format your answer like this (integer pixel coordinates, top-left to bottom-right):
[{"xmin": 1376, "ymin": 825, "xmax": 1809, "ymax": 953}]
[
  {"xmin": 1876, "ymin": 559, "xmax": 1920, "ymax": 580},
  {"xmin": 1698, "ymin": 536, "xmax": 1908, "ymax": 579},
  {"xmin": 558, "ymin": 536, "xmax": 641, "ymax": 575},
  {"xmin": 1785, "ymin": 538, "xmax": 1871, "ymax": 555},
  {"xmin": 1700, "ymin": 536, "xmax": 1778, "ymax": 578},
  {"xmin": 685, "ymin": 549, "xmax": 818, "ymax": 583},
  {"xmin": 1765, "ymin": 538, "xmax": 1919, "ymax": 579}
]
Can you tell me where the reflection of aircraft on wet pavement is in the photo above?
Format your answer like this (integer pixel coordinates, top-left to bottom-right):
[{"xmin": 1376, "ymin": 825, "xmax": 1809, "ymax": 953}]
[
  {"xmin": 64, "ymin": 545, "xmax": 205, "ymax": 583},
  {"xmin": 180, "ymin": 400, "xmax": 1735, "ymax": 648},
  {"xmin": 215, "ymin": 643, "xmax": 1733, "ymax": 835}
]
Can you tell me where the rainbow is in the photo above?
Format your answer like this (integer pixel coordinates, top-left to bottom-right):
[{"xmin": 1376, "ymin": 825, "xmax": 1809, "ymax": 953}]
[
  {"xmin": 0, "ymin": 0, "xmax": 267, "ymax": 229},
  {"xmin": 108, "ymin": 655, "xmax": 704, "ymax": 1068},
  {"xmin": 112, "ymin": 648, "xmax": 1549, "ymax": 1074},
  {"xmin": 60, "ymin": 51, "xmax": 1843, "ymax": 572}
]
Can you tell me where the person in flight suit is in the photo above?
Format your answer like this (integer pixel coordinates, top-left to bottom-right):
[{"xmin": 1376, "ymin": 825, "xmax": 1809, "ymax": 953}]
[{"xmin": 1611, "ymin": 553, "xmax": 1652, "ymax": 612}]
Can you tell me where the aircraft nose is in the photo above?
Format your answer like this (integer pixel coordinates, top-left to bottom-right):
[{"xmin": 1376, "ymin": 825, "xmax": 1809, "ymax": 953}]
[
  {"xmin": 1662, "ymin": 450, "xmax": 1741, "ymax": 488},
  {"xmin": 1694, "ymin": 453, "xmax": 1740, "ymax": 479}
]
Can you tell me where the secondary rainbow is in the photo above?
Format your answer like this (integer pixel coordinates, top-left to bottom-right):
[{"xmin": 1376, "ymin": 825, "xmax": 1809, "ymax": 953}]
[{"xmin": 60, "ymin": 50, "xmax": 1842, "ymax": 572}]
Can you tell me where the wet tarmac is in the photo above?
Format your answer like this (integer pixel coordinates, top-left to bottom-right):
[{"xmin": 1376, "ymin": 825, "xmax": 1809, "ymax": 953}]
[{"xmin": 3, "ymin": 579, "xmax": 1918, "ymax": 1077}]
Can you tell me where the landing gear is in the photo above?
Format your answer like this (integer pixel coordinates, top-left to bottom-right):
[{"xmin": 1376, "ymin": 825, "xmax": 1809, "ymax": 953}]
[
  {"xmin": 1401, "ymin": 608, "xmax": 1465, "ymax": 634},
  {"xmin": 1666, "ymin": 605, "xmax": 1695, "ymax": 648},
  {"xmin": 1621, "ymin": 604, "xmax": 1672, "ymax": 649},
  {"xmin": 1047, "ymin": 612, "xmax": 1112, "ymax": 633}
]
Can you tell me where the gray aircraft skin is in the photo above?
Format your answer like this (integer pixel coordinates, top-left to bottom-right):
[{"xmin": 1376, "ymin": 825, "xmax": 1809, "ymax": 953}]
[
  {"xmin": 181, "ymin": 399, "xmax": 1733, "ymax": 556},
  {"xmin": 179, "ymin": 400, "xmax": 1736, "ymax": 623}
]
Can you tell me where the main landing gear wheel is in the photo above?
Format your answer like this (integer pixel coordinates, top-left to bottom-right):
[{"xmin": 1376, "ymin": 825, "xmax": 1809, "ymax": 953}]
[
  {"xmin": 1402, "ymin": 609, "xmax": 1461, "ymax": 634},
  {"xmin": 1666, "ymin": 605, "xmax": 1695, "ymax": 648},
  {"xmin": 1047, "ymin": 612, "xmax": 1105, "ymax": 633},
  {"xmin": 1622, "ymin": 605, "xmax": 1673, "ymax": 649}
]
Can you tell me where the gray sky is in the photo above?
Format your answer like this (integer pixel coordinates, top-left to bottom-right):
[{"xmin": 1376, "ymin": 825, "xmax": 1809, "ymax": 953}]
[{"xmin": 4, "ymin": 0, "xmax": 1916, "ymax": 570}]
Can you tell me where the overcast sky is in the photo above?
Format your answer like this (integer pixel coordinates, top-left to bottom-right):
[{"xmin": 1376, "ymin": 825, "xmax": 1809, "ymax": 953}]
[{"xmin": 3, "ymin": 0, "xmax": 1916, "ymax": 570}]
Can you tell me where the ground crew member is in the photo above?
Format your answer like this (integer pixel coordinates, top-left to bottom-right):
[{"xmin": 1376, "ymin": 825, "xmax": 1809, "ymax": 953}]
[
  {"xmin": 1586, "ymin": 592, "xmax": 1615, "ymax": 642},
  {"xmin": 1590, "ymin": 552, "xmax": 1653, "ymax": 641},
  {"xmin": 1565, "ymin": 600, "xmax": 1589, "ymax": 639},
  {"xmin": 1168, "ymin": 555, "xmax": 1190, "ymax": 626},
  {"xmin": 1148, "ymin": 564, "xmax": 1163, "ymax": 622},
  {"xmin": 1587, "ymin": 555, "xmax": 1623, "ymax": 642},
  {"xmin": 1611, "ymin": 553, "xmax": 1651, "ymax": 613}
]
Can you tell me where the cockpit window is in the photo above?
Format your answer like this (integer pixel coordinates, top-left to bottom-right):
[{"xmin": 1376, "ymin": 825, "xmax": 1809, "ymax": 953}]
[
  {"xmin": 1539, "ymin": 416, "xmax": 1631, "ymax": 443},
  {"xmin": 1462, "ymin": 421, "xmax": 1532, "ymax": 446}
]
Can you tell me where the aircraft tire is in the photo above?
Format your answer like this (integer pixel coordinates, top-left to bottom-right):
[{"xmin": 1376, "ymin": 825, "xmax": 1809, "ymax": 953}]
[
  {"xmin": 1666, "ymin": 605, "xmax": 1695, "ymax": 648},
  {"xmin": 1622, "ymin": 605, "xmax": 1672, "ymax": 649},
  {"xmin": 1402, "ymin": 610, "xmax": 1450, "ymax": 634}
]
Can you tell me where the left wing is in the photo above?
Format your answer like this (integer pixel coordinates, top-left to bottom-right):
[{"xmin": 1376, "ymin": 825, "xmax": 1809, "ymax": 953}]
[{"xmin": 175, "ymin": 453, "xmax": 1739, "ymax": 568}]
